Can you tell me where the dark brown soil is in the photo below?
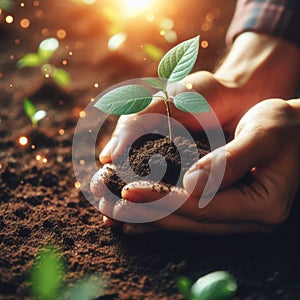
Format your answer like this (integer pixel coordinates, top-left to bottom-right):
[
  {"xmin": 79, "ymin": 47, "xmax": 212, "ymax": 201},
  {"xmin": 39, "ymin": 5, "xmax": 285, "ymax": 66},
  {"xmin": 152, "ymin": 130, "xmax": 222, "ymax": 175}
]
[
  {"xmin": 104, "ymin": 134, "xmax": 210, "ymax": 198},
  {"xmin": 1, "ymin": 1, "xmax": 300, "ymax": 299}
]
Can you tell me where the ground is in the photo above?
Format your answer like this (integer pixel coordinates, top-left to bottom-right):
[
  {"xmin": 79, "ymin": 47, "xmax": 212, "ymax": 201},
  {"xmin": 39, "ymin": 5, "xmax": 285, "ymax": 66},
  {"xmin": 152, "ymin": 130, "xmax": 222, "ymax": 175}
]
[{"xmin": 1, "ymin": 0, "xmax": 300, "ymax": 299}]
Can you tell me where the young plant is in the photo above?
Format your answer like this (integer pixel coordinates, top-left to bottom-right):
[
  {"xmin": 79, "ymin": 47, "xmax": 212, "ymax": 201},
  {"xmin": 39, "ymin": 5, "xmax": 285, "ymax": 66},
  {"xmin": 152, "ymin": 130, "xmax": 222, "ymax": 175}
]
[
  {"xmin": 23, "ymin": 98, "xmax": 47, "ymax": 128},
  {"xmin": 30, "ymin": 245, "xmax": 66, "ymax": 300},
  {"xmin": 177, "ymin": 271, "xmax": 237, "ymax": 300},
  {"xmin": 30, "ymin": 245, "xmax": 103, "ymax": 300},
  {"xmin": 17, "ymin": 38, "xmax": 71, "ymax": 87},
  {"xmin": 94, "ymin": 35, "xmax": 210, "ymax": 140}
]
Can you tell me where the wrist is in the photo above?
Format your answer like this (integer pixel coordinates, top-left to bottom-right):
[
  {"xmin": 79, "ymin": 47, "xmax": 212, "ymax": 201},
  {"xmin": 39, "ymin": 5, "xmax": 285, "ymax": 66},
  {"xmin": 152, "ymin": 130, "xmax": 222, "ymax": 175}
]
[{"xmin": 214, "ymin": 32, "xmax": 300, "ymax": 99}]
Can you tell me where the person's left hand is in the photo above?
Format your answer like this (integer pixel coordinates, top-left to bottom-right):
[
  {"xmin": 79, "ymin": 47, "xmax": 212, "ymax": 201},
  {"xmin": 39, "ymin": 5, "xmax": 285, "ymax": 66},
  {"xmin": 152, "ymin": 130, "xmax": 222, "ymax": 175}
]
[{"xmin": 94, "ymin": 98, "xmax": 300, "ymax": 234}]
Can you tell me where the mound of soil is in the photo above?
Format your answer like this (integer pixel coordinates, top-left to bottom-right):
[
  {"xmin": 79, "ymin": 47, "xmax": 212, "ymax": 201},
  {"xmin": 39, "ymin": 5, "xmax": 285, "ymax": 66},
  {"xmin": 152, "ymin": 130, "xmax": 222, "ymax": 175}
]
[{"xmin": 103, "ymin": 134, "xmax": 210, "ymax": 198}]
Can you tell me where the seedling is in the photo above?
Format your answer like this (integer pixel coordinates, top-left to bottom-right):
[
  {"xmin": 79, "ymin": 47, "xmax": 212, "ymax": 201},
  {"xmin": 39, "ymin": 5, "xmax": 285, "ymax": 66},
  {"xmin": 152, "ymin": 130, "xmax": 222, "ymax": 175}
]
[
  {"xmin": 30, "ymin": 245, "xmax": 103, "ymax": 300},
  {"xmin": 177, "ymin": 271, "xmax": 237, "ymax": 300},
  {"xmin": 0, "ymin": 0, "xmax": 13, "ymax": 11},
  {"xmin": 23, "ymin": 98, "xmax": 47, "ymax": 128},
  {"xmin": 94, "ymin": 35, "xmax": 210, "ymax": 140},
  {"xmin": 17, "ymin": 38, "xmax": 71, "ymax": 87}
]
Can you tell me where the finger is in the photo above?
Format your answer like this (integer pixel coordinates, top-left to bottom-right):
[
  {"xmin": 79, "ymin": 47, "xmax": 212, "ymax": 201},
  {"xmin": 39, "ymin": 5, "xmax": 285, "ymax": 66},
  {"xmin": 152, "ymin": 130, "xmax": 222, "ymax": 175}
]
[
  {"xmin": 90, "ymin": 164, "xmax": 116, "ymax": 198},
  {"xmin": 103, "ymin": 215, "xmax": 121, "ymax": 227},
  {"xmin": 122, "ymin": 214, "xmax": 272, "ymax": 235},
  {"xmin": 183, "ymin": 130, "xmax": 263, "ymax": 198},
  {"xmin": 121, "ymin": 180, "xmax": 270, "ymax": 224},
  {"xmin": 99, "ymin": 99, "xmax": 166, "ymax": 164}
]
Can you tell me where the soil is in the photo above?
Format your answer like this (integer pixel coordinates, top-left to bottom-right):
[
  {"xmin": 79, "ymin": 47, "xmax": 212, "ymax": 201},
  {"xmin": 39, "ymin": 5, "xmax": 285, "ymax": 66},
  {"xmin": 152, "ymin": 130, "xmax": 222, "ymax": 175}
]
[
  {"xmin": 1, "ymin": 1, "xmax": 300, "ymax": 299},
  {"xmin": 103, "ymin": 134, "xmax": 210, "ymax": 198}
]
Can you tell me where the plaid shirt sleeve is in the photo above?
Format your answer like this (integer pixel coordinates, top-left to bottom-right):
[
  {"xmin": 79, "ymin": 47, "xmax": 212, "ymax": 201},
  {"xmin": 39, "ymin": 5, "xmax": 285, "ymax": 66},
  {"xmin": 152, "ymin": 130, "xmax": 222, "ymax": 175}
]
[{"xmin": 226, "ymin": 0, "xmax": 300, "ymax": 47}]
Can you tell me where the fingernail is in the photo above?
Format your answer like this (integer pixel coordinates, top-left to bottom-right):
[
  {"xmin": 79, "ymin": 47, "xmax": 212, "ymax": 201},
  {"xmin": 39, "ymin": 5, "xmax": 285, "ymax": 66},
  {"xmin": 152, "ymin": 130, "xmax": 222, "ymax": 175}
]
[
  {"xmin": 90, "ymin": 164, "xmax": 116, "ymax": 197},
  {"xmin": 100, "ymin": 136, "xmax": 119, "ymax": 161},
  {"xmin": 183, "ymin": 168, "xmax": 209, "ymax": 195}
]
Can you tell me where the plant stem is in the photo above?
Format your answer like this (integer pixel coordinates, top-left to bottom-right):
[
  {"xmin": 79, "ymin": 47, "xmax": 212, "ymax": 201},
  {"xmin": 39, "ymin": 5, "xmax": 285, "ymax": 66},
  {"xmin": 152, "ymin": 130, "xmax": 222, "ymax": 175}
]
[{"xmin": 164, "ymin": 96, "xmax": 173, "ymax": 142}]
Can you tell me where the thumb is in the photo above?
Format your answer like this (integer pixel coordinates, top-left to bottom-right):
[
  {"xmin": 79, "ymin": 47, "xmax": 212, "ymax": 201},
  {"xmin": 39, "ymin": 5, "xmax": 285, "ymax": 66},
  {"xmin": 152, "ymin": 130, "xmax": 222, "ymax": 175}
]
[
  {"xmin": 183, "ymin": 133, "xmax": 260, "ymax": 198},
  {"xmin": 100, "ymin": 99, "xmax": 165, "ymax": 164}
]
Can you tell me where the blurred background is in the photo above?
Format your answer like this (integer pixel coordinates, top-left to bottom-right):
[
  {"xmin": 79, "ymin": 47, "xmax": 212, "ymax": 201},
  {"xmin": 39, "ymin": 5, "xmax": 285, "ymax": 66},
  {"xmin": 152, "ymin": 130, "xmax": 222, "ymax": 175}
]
[{"xmin": 0, "ymin": 0, "xmax": 236, "ymax": 107}]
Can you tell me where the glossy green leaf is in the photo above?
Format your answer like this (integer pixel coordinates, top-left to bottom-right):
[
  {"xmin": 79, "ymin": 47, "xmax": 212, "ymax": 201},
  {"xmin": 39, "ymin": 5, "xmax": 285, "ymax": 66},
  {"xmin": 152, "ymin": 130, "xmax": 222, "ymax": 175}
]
[
  {"xmin": 143, "ymin": 43, "xmax": 164, "ymax": 61},
  {"xmin": 52, "ymin": 68, "xmax": 72, "ymax": 87},
  {"xmin": 63, "ymin": 275, "xmax": 103, "ymax": 300},
  {"xmin": 94, "ymin": 85, "xmax": 152, "ymax": 115},
  {"xmin": 30, "ymin": 245, "xmax": 65, "ymax": 300},
  {"xmin": 190, "ymin": 271, "xmax": 237, "ymax": 300},
  {"xmin": 158, "ymin": 35, "xmax": 200, "ymax": 82},
  {"xmin": 174, "ymin": 92, "xmax": 210, "ymax": 112},
  {"xmin": 143, "ymin": 78, "xmax": 167, "ymax": 91},
  {"xmin": 17, "ymin": 53, "xmax": 44, "ymax": 68},
  {"xmin": 33, "ymin": 110, "xmax": 47, "ymax": 122},
  {"xmin": 39, "ymin": 38, "xmax": 59, "ymax": 52},
  {"xmin": 177, "ymin": 276, "xmax": 192, "ymax": 299},
  {"xmin": 24, "ymin": 98, "xmax": 36, "ymax": 120}
]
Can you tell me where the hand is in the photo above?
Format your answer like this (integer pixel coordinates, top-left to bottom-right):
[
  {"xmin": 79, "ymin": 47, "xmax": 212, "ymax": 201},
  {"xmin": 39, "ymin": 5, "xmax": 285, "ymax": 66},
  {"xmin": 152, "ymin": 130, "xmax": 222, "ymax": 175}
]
[
  {"xmin": 113, "ymin": 98, "xmax": 300, "ymax": 234},
  {"xmin": 100, "ymin": 32, "xmax": 300, "ymax": 164}
]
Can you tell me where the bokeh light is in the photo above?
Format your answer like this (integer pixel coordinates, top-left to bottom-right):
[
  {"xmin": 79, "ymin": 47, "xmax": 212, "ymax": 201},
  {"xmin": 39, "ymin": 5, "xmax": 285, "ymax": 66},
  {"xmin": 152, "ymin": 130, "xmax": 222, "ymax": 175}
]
[{"xmin": 20, "ymin": 18, "xmax": 30, "ymax": 29}]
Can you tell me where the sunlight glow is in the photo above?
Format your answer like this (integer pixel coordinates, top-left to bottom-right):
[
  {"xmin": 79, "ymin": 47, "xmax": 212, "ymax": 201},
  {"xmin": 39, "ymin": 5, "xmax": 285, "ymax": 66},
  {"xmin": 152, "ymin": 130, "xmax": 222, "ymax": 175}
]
[{"xmin": 122, "ymin": 0, "xmax": 152, "ymax": 16}]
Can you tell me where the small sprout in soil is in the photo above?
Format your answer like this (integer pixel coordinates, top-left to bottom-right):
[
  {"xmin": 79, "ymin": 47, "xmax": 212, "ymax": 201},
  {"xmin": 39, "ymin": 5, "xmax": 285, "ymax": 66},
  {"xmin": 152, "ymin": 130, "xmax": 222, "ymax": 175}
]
[
  {"xmin": 23, "ymin": 98, "xmax": 46, "ymax": 128},
  {"xmin": 17, "ymin": 38, "xmax": 72, "ymax": 87},
  {"xmin": 178, "ymin": 271, "xmax": 237, "ymax": 300},
  {"xmin": 30, "ymin": 245, "xmax": 65, "ymax": 300},
  {"xmin": 94, "ymin": 35, "xmax": 210, "ymax": 140},
  {"xmin": 0, "ymin": 0, "xmax": 13, "ymax": 11},
  {"xmin": 30, "ymin": 245, "xmax": 104, "ymax": 300}
]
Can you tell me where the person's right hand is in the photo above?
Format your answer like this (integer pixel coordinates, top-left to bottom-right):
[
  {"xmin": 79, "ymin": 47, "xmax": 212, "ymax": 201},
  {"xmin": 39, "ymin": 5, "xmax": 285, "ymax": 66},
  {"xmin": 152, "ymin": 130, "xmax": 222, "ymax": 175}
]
[{"xmin": 100, "ymin": 32, "xmax": 300, "ymax": 165}]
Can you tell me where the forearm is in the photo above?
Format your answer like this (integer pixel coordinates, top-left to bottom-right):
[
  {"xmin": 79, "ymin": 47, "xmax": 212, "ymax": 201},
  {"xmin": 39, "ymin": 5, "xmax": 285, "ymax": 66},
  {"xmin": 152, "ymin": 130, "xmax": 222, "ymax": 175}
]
[{"xmin": 214, "ymin": 32, "xmax": 300, "ymax": 99}]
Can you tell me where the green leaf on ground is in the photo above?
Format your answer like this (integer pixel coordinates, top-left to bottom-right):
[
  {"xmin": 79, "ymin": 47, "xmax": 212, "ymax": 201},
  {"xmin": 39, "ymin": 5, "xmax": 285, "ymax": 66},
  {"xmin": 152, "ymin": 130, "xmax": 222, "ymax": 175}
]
[
  {"xmin": 190, "ymin": 271, "xmax": 237, "ymax": 300},
  {"xmin": 63, "ymin": 275, "xmax": 103, "ymax": 300},
  {"xmin": 94, "ymin": 85, "xmax": 152, "ymax": 115},
  {"xmin": 158, "ymin": 35, "xmax": 200, "ymax": 82},
  {"xmin": 17, "ymin": 53, "xmax": 44, "ymax": 68},
  {"xmin": 143, "ymin": 43, "xmax": 164, "ymax": 61},
  {"xmin": 143, "ymin": 78, "xmax": 167, "ymax": 91},
  {"xmin": 174, "ymin": 92, "xmax": 210, "ymax": 112},
  {"xmin": 52, "ymin": 68, "xmax": 72, "ymax": 87},
  {"xmin": 30, "ymin": 245, "xmax": 66, "ymax": 300},
  {"xmin": 177, "ymin": 276, "xmax": 192, "ymax": 299},
  {"xmin": 0, "ymin": 0, "xmax": 13, "ymax": 11},
  {"xmin": 24, "ymin": 98, "xmax": 36, "ymax": 120}
]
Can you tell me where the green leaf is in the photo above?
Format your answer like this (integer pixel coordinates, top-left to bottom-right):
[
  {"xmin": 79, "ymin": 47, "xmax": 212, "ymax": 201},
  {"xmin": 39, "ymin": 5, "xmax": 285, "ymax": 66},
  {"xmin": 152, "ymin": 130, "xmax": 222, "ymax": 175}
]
[
  {"xmin": 143, "ymin": 78, "xmax": 167, "ymax": 91},
  {"xmin": 143, "ymin": 43, "xmax": 164, "ymax": 61},
  {"xmin": 33, "ymin": 110, "xmax": 47, "ymax": 122},
  {"xmin": 24, "ymin": 98, "xmax": 36, "ymax": 120},
  {"xmin": 190, "ymin": 271, "xmax": 237, "ymax": 300},
  {"xmin": 39, "ymin": 38, "xmax": 59, "ymax": 53},
  {"xmin": 177, "ymin": 276, "xmax": 192, "ymax": 299},
  {"xmin": 174, "ymin": 92, "xmax": 210, "ymax": 112},
  {"xmin": 94, "ymin": 85, "xmax": 152, "ymax": 115},
  {"xmin": 52, "ymin": 68, "xmax": 72, "ymax": 87},
  {"xmin": 17, "ymin": 53, "xmax": 44, "ymax": 68},
  {"xmin": 38, "ymin": 49, "xmax": 55, "ymax": 62},
  {"xmin": 0, "ymin": 0, "xmax": 13, "ymax": 11},
  {"xmin": 158, "ymin": 35, "xmax": 200, "ymax": 82},
  {"xmin": 63, "ymin": 275, "xmax": 103, "ymax": 300},
  {"xmin": 30, "ymin": 245, "xmax": 65, "ymax": 300}
]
